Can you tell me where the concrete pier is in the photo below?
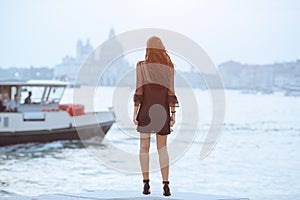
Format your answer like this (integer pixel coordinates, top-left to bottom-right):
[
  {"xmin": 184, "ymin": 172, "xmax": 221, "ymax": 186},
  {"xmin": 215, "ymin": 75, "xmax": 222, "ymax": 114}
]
[{"xmin": 3, "ymin": 190, "xmax": 250, "ymax": 200}]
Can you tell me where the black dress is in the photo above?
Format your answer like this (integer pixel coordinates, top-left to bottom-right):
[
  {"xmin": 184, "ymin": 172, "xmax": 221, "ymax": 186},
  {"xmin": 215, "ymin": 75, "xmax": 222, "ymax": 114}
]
[{"xmin": 134, "ymin": 60, "xmax": 179, "ymax": 135}]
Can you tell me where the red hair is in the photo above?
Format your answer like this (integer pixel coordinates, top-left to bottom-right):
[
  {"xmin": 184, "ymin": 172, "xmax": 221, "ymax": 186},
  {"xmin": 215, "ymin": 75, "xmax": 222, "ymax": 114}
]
[{"xmin": 145, "ymin": 36, "xmax": 174, "ymax": 68}]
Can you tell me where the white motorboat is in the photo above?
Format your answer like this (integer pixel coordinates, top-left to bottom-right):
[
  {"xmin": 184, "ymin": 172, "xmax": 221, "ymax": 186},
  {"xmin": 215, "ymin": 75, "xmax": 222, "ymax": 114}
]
[{"xmin": 0, "ymin": 81, "xmax": 115, "ymax": 146}]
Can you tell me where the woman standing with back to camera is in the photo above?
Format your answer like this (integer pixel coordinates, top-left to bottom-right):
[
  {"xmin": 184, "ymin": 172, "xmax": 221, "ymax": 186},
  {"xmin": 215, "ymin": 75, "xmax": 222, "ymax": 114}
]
[{"xmin": 133, "ymin": 36, "xmax": 179, "ymax": 196}]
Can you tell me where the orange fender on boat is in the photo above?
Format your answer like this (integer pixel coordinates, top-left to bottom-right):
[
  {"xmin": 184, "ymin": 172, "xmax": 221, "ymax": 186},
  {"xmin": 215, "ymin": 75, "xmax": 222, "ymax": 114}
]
[{"xmin": 59, "ymin": 104, "xmax": 85, "ymax": 116}]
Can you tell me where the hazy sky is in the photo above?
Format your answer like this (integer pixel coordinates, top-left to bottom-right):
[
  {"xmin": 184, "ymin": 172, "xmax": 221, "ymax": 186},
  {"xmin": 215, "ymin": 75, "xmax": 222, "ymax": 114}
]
[{"xmin": 1, "ymin": 0, "xmax": 300, "ymax": 67}]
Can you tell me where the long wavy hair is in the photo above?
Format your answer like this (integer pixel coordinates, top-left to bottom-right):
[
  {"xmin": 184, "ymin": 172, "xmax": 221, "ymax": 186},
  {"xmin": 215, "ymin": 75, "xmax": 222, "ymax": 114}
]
[{"xmin": 145, "ymin": 36, "xmax": 174, "ymax": 68}]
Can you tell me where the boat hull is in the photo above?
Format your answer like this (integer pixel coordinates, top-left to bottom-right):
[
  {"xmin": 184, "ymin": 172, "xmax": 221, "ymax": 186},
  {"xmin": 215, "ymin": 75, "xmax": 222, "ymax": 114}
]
[{"xmin": 0, "ymin": 121, "xmax": 114, "ymax": 147}]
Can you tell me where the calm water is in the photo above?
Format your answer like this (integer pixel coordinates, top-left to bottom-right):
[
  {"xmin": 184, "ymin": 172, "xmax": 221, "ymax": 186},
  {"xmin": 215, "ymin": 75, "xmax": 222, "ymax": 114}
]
[{"xmin": 0, "ymin": 88, "xmax": 300, "ymax": 200}]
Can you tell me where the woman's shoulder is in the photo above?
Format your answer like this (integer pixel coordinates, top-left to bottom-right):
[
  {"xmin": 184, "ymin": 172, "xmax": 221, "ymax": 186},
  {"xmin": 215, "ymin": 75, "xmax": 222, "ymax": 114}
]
[{"xmin": 136, "ymin": 60, "xmax": 145, "ymax": 67}]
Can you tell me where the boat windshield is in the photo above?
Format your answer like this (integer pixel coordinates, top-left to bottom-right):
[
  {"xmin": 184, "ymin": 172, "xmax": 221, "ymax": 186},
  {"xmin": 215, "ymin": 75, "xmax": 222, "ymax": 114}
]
[
  {"xmin": 20, "ymin": 86, "xmax": 65, "ymax": 104},
  {"xmin": 20, "ymin": 86, "xmax": 45, "ymax": 104},
  {"xmin": 43, "ymin": 86, "xmax": 65, "ymax": 104}
]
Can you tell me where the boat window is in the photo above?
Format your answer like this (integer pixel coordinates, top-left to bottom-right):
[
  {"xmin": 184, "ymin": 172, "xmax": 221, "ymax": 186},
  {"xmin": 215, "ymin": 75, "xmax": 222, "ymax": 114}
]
[
  {"xmin": 45, "ymin": 87, "xmax": 64, "ymax": 104},
  {"xmin": 23, "ymin": 112, "xmax": 45, "ymax": 121},
  {"xmin": 20, "ymin": 86, "xmax": 44, "ymax": 104}
]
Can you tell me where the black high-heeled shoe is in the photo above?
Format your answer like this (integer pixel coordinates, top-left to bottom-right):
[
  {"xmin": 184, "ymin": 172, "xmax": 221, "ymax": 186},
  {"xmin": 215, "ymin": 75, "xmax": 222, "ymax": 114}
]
[
  {"xmin": 143, "ymin": 179, "xmax": 151, "ymax": 195},
  {"xmin": 163, "ymin": 181, "xmax": 171, "ymax": 196}
]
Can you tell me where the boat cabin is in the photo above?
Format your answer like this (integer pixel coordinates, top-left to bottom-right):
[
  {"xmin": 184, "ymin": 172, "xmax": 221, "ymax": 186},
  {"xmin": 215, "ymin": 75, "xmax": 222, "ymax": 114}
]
[{"xmin": 0, "ymin": 81, "xmax": 68, "ymax": 112}]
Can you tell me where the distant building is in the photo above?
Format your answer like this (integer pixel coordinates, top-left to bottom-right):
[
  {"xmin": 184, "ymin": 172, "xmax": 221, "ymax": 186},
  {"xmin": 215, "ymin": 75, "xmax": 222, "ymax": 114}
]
[
  {"xmin": 54, "ymin": 28, "xmax": 132, "ymax": 86},
  {"xmin": 54, "ymin": 38, "xmax": 93, "ymax": 82},
  {"xmin": 218, "ymin": 61, "xmax": 243, "ymax": 89},
  {"xmin": 218, "ymin": 60, "xmax": 300, "ymax": 92},
  {"xmin": 180, "ymin": 67, "xmax": 206, "ymax": 89},
  {"xmin": 0, "ymin": 66, "xmax": 53, "ymax": 81},
  {"xmin": 96, "ymin": 28, "xmax": 132, "ymax": 86}
]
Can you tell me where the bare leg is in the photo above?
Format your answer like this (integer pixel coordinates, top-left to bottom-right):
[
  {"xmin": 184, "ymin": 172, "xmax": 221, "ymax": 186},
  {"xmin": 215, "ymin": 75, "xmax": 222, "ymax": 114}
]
[
  {"xmin": 139, "ymin": 133, "xmax": 151, "ymax": 180},
  {"xmin": 156, "ymin": 134, "xmax": 169, "ymax": 181}
]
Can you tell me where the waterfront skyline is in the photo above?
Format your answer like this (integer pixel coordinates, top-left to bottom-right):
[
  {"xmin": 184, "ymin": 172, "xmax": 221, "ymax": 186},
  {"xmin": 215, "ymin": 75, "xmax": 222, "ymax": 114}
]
[{"xmin": 1, "ymin": 0, "xmax": 300, "ymax": 67}]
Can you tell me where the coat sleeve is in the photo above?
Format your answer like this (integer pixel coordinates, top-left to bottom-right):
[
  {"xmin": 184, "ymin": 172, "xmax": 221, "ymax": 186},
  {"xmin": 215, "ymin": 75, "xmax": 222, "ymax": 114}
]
[
  {"xmin": 167, "ymin": 69, "xmax": 179, "ymax": 107},
  {"xmin": 133, "ymin": 62, "xmax": 144, "ymax": 106}
]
